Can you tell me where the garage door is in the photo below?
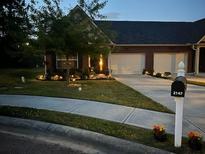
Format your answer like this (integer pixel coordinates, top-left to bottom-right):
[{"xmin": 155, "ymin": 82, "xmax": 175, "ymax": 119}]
[
  {"xmin": 109, "ymin": 53, "xmax": 145, "ymax": 74},
  {"xmin": 154, "ymin": 53, "xmax": 188, "ymax": 73}
]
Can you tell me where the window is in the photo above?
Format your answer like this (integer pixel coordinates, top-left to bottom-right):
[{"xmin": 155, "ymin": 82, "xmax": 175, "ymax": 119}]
[{"xmin": 56, "ymin": 53, "xmax": 78, "ymax": 69}]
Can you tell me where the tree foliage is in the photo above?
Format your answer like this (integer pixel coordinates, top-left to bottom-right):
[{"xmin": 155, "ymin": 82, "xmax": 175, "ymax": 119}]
[
  {"xmin": 78, "ymin": 0, "xmax": 108, "ymax": 19},
  {"xmin": 0, "ymin": 0, "xmax": 110, "ymax": 68},
  {"xmin": 0, "ymin": 0, "xmax": 34, "ymax": 67},
  {"xmin": 30, "ymin": 0, "xmax": 110, "ymax": 56},
  {"xmin": 29, "ymin": 0, "xmax": 62, "ymax": 52},
  {"xmin": 48, "ymin": 6, "xmax": 111, "ymax": 57}
]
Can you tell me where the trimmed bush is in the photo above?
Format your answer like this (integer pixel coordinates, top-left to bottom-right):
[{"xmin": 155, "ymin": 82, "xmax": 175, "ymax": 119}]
[
  {"xmin": 155, "ymin": 73, "xmax": 162, "ymax": 78},
  {"xmin": 142, "ymin": 69, "xmax": 154, "ymax": 76},
  {"xmin": 164, "ymin": 72, "xmax": 171, "ymax": 77}
]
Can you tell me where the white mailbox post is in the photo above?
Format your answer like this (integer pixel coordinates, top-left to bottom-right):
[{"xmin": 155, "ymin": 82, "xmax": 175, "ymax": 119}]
[{"xmin": 171, "ymin": 61, "xmax": 187, "ymax": 147}]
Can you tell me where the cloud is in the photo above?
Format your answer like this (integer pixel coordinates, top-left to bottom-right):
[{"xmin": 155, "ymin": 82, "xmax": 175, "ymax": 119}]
[{"xmin": 104, "ymin": 12, "xmax": 121, "ymax": 19}]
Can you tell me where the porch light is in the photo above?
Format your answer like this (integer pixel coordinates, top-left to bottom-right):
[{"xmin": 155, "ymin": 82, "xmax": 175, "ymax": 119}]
[{"xmin": 99, "ymin": 54, "xmax": 103, "ymax": 71}]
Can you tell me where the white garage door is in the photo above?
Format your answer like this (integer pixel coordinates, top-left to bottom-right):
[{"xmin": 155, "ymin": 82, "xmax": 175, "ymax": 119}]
[
  {"xmin": 109, "ymin": 53, "xmax": 145, "ymax": 74},
  {"xmin": 154, "ymin": 53, "xmax": 188, "ymax": 73}
]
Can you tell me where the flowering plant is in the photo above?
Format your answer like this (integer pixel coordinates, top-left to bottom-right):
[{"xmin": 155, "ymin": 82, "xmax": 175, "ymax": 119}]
[
  {"xmin": 51, "ymin": 75, "xmax": 63, "ymax": 81},
  {"xmin": 153, "ymin": 124, "xmax": 167, "ymax": 141},
  {"xmin": 188, "ymin": 131, "xmax": 203, "ymax": 150},
  {"xmin": 36, "ymin": 74, "xmax": 63, "ymax": 81},
  {"xmin": 153, "ymin": 124, "xmax": 165, "ymax": 135}
]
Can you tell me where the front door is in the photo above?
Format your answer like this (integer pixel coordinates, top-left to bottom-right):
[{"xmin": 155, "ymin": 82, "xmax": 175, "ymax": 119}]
[{"xmin": 199, "ymin": 48, "xmax": 205, "ymax": 72}]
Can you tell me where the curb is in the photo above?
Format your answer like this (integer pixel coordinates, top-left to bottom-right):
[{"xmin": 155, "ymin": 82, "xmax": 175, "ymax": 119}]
[{"xmin": 0, "ymin": 116, "xmax": 174, "ymax": 154}]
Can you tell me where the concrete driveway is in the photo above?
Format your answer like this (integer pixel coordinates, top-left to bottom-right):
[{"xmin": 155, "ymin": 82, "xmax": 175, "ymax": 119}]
[{"xmin": 115, "ymin": 74, "xmax": 205, "ymax": 133}]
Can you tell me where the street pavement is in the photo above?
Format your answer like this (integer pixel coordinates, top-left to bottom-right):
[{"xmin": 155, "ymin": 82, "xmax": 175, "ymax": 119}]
[
  {"xmin": 0, "ymin": 94, "xmax": 204, "ymax": 139},
  {"xmin": 0, "ymin": 116, "xmax": 171, "ymax": 154},
  {"xmin": 115, "ymin": 74, "xmax": 205, "ymax": 138},
  {"xmin": 0, "ymin": 131, "xmax": 85, "ymax": 154}
]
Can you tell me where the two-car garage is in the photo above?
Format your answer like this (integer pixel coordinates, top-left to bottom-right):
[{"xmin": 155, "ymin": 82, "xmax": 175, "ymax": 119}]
[{"xmin": 109, "ymin": 52, "xmax": 188, "ymax": 75}]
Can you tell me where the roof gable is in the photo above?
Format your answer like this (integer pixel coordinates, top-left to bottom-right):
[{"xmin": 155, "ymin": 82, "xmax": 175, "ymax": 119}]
[{"xmin": 67, "ymin": 5, "xmax": 111, "ymax": 44}]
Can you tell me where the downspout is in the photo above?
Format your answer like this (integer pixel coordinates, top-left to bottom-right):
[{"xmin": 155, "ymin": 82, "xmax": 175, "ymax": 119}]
[
  {"xmin": 192, "ymin": 44, "xmax": 197, "ymax": 51},
  {"xmin": 192, "ymin": 44, "xmax": 200, "ymax": 75},
  {"xmin": 192, "ymin": 44, "xmax": 197, "ymax": 75}
]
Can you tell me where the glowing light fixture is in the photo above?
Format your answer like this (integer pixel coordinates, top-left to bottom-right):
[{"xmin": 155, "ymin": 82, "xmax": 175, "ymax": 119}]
[
  {"xmin": 88, "ymin": 56, "xmax": 91, "ymax": 67},
  {"xmin": 99, "ymin": 54, "xmax": 103, "ymax": 71}
]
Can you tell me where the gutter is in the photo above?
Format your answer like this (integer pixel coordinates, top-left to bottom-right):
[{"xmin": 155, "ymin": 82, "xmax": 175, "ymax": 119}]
[
  {"xmin": 114, "ymin": 44, "xmax": 192, "ymax": 47},
  {"xmin": 192, "ymin": 44, "xmax": 197, "ymax": 51}
]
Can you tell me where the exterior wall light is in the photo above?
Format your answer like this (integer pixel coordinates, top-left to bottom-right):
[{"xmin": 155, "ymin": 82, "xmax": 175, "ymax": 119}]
[{"xmin": 99, "ymin": 54, "xmax": 103, "ymax": 71}]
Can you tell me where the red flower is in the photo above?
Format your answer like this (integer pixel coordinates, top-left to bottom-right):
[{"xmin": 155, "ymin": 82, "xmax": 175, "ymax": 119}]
[
  {"xmin": 188, "ymin": 131, "xmax": 202, "ymax": 140},
  {"xmin": 153, "ymin": 124, "xmax": 165, "ymax": 136}
]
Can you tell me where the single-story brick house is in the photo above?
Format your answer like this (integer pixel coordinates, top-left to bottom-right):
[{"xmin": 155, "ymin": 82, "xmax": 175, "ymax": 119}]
[{"xmin": 46, "ymin": 6, "xmax": 205, "ymax": 75}]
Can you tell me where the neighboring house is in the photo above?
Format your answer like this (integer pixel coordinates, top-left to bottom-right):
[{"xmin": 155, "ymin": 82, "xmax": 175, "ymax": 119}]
[{"xmin": 46, "ymin": 5, "xmax": 205, "ymax": 75}]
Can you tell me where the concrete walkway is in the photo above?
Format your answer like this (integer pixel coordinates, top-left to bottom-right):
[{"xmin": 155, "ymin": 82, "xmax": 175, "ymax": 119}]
[
  {"xmin": 114, "ymin": 75, "xmax": 205, "ymax": 139},
  {"xmin": 0, "ymin": 94, "xmax": 204, "ymax": 139}
]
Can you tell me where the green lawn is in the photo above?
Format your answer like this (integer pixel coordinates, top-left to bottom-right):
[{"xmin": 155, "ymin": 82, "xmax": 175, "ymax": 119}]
[
  {"xmin": 0, "ymin": 68, "xmax": 172, "ymax": 113},
  {"xmin": 1, "ymin": 106, "xmax": 204, "ymax": 154}
]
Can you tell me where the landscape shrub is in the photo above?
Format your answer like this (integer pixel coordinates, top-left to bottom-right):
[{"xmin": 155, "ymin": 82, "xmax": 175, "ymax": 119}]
[{"xmin": 155, "ymin": 73, "xmax": 162, "ymax": 78}]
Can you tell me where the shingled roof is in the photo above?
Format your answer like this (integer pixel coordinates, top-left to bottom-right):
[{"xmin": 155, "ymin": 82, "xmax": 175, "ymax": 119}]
[{"xmin": 94, "ymin": 19, "xmax": 205, "ymax": 44}]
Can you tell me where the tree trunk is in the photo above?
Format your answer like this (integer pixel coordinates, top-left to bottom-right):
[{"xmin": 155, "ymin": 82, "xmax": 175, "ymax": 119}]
[{"xmin": 44, "ymin": 51, "xmax": 56, "ymax": 80}]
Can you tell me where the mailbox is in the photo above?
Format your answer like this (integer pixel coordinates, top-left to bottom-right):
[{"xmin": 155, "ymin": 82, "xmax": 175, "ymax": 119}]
[{"xmin": 171, "ymin": 76, "xmax": 187, "ymax": 97}]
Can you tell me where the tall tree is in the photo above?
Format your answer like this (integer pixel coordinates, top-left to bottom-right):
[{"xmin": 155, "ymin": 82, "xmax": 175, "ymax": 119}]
[
  {"xmin": 0, "ymin": 0, "xmax": 32, "ymax": 67},
  {"xmin": 29, "ymin": 0, "xmax": 63, "ymax": 78}
]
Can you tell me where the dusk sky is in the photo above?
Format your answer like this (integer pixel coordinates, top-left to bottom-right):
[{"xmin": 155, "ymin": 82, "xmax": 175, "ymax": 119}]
[{"xmin": 59, "ymin": 0, "xmax": 205, "ymax": 22}]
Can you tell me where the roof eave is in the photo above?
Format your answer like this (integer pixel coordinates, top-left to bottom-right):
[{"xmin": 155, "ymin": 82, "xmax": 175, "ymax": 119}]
[
  {"xmin": 197, "ymin": 35, "xmax": 205, "ymax": 44},
  {"xmin": 113, "ymin": 43, "xmax": 193, "ymax": 47}
]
